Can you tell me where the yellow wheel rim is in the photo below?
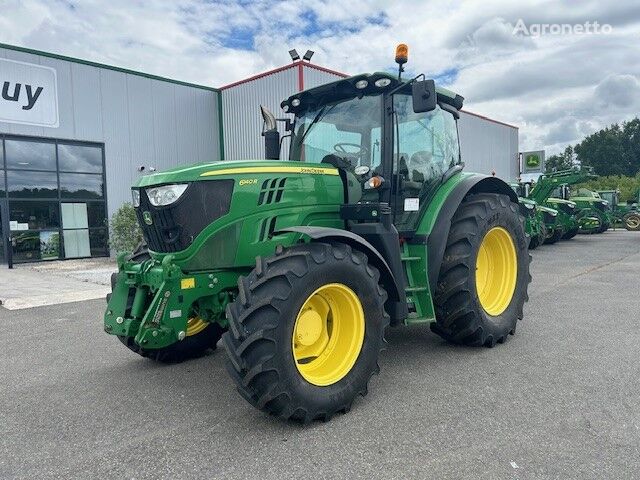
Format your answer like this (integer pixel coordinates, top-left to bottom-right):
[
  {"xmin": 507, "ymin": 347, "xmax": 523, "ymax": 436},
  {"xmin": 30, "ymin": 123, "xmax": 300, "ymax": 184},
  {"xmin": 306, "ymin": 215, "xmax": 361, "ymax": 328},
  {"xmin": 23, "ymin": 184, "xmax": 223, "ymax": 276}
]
[
  {"xmin": 186, "ymin": 317, "xmax": 208, "ymax": 337},
  {"xmin": 626, "ymin": 216, "xmax": 640, "ymax": 229},
  {"xmin": 475, "ymin": 227, "xmax": 518, "ymax": 316},
  {"xmin": 292, "ymin": 283, "xmax": 365, "ymax": 386}
]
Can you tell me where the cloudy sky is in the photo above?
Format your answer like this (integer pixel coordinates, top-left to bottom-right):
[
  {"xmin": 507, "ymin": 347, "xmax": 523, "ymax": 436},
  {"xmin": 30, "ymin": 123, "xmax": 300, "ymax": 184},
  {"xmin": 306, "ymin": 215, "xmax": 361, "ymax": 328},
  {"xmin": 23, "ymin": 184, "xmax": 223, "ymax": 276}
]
[{"xmin": 1, "ymin": 0, "xmax": 639, "ymax": 153}]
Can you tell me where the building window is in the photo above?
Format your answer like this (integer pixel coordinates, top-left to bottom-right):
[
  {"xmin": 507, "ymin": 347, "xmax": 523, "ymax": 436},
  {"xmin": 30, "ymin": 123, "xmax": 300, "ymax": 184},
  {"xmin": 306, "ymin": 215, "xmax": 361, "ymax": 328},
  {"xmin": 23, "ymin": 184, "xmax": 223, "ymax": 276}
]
[
  {"xmin": 6, "ymin": 170, "xmax": 58, "ymax": 198},
  {"xmin": 59, "ymin": 173, "xmax": 104, "ymax": 199},
  {"xmin": 5, "ymin": 139, "xmax": 56, "ymax": 171},
  {"xmin": 0, "ymin": 135, "xmax": 108, "ymax": 263},
  {"xmin": 58, "ymin": 144, "xmax": 103, "ymax": 173},
  {"xmin": 8, "ymin": 201, "xmax": 60, "ymax": 229}
]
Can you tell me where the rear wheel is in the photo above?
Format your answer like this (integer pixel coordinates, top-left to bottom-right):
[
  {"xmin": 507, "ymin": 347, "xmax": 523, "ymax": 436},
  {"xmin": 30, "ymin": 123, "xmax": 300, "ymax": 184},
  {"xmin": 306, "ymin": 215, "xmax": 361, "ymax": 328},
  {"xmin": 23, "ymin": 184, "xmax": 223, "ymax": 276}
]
[
  {"xmin": 223, "ymin": 242, "xmax": 388, "ymax": 423},
  {"xmin": 623, "ymin": 212, "xmax": 640, "ymax": 231},
  {"xmin": 431, "ymin": 193, "xmax": 530, "ymax": 347}
]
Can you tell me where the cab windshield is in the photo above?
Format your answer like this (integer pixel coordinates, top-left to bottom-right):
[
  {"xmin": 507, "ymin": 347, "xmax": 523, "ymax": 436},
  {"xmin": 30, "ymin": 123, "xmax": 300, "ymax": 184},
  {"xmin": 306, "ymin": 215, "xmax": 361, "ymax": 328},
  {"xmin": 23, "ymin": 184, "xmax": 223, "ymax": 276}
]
[{"xmin": 289, "ymin": 95, "xmax": 382, "ymax": 168}]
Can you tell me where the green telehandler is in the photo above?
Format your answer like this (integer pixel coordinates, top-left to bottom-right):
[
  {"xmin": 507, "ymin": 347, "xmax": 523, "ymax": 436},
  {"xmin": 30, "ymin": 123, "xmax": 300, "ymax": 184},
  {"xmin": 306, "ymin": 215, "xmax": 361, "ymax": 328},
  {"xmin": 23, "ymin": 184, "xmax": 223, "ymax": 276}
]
[
  {"xmin": 527, "ymin": 166, "xmax": 597, "ymax": 238},
  {"xmin": 104, "ymin": 46, "xmax": 531, "ymax": 422}
]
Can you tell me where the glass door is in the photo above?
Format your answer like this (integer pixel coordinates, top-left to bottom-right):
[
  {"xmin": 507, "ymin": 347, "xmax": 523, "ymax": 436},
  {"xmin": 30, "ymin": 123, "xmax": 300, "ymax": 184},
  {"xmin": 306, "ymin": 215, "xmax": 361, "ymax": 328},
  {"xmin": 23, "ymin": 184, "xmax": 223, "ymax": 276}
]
[{"xmin": 61, "ymin": 202, "xmax": 91, "ymax": 258}]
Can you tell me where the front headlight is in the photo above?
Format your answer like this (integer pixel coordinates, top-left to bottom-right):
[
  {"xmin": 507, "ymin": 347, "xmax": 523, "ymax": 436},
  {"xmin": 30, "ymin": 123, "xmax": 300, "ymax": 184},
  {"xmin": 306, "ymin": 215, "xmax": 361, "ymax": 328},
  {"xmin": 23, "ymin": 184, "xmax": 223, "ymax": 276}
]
[
  {"xmin": 146, "ymin": 184, "xmax": 189, "ymax": 207},
  {"xmin": 524, "ymin": 202, "xmax": 535, "ymax": 210},
  {"xmin": 131, "ymin": 189, "xmax": 140, "ymax": 207}
]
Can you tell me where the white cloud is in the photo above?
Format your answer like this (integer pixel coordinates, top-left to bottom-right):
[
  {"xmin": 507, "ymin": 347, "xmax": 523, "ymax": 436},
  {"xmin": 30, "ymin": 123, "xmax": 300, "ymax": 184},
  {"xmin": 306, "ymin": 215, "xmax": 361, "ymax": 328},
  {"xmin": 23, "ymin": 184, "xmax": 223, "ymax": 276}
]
[{"xmin": 0, "ymin": 0, "xmax": 639, "ymax": 156}]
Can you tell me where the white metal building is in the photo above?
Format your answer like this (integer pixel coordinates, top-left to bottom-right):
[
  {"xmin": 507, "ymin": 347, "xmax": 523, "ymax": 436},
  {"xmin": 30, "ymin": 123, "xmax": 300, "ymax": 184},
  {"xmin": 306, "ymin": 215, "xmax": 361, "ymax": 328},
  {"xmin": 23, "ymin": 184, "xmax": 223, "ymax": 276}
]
[{"xmin": 0, "ymin": 42, "xmax": 518, "ymax": 263}]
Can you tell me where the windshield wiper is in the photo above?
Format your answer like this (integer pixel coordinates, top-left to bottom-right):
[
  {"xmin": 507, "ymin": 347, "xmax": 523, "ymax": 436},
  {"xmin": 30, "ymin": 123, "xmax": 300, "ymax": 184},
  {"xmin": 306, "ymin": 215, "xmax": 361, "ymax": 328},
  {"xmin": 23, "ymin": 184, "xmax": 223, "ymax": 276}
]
[{"xmin": 298, "ymin": 104, "xmax": 337, "ymax": 145}]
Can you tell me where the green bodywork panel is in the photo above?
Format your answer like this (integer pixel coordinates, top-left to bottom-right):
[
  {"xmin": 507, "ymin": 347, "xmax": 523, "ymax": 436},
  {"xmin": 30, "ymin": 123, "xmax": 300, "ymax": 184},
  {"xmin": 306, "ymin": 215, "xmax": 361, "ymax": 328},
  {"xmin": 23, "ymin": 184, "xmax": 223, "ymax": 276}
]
[
  {"xmin": 104, "ymin": 158, "xmax": 487, "ymax": 347},
  {"xmin": 545, "ymin": 198, "xmax": 578, "ymax": 234},
  {"xmin": 105, "ymin": 160, "xmax": 345, "ymax": 348}
]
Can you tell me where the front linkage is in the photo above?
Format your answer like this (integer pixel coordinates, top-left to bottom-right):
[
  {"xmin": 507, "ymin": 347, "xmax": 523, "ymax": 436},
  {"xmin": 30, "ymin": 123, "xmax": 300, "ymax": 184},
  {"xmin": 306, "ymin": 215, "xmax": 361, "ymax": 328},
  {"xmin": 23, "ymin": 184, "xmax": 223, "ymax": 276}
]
[{"xmin": 104, "ymin": 252, "xmax": 237, "ymax": 352}]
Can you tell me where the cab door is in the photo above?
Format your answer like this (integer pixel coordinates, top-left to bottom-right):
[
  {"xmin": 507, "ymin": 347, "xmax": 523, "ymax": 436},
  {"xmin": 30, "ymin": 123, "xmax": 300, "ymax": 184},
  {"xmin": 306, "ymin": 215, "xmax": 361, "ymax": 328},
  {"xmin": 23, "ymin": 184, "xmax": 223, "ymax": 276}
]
[{"xmin": 389, "ymin": 94, "xmax": 461, "ymax": 234}]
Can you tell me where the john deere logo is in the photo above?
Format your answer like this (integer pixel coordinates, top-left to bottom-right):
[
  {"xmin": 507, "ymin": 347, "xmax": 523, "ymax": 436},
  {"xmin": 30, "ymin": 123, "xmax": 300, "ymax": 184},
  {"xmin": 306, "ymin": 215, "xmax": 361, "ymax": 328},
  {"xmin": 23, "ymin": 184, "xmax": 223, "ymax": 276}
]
[
  {"xmin": 142, "ymin": 211, "xmax": 153, "ymax": 225},
  {"xmin": 526, "ymin": 154, "xmax": 541, "ymax": 168}
]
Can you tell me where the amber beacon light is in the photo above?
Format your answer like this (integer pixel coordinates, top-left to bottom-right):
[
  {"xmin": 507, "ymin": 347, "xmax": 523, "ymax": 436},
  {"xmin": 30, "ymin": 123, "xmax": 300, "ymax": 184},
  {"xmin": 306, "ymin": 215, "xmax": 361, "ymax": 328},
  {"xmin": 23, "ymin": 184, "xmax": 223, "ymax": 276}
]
[{"xmin": 395, "ymin": 44, "xmax": 408, "ymax": 65}]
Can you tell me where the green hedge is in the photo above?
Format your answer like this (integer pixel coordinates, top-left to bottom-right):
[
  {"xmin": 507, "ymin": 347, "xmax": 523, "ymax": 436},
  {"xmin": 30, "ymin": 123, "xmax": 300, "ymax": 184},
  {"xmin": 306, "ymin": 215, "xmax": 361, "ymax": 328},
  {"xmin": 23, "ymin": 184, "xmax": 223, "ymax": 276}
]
[
  {"xmin": 109, "ymin": 203, "xmax": 143, "ymax": 254},
  {"xmin": 575, "ymin": 174, "xmax": 640, "ymax": 202}
]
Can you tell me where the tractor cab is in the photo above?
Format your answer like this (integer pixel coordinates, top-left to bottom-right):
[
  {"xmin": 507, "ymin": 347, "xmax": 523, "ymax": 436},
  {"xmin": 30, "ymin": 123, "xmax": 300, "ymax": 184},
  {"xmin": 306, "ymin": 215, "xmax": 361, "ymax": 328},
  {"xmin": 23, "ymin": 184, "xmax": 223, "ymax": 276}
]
[{"xmin": 268, "ymin": 67, "xmax": 464, "ymax": 234}]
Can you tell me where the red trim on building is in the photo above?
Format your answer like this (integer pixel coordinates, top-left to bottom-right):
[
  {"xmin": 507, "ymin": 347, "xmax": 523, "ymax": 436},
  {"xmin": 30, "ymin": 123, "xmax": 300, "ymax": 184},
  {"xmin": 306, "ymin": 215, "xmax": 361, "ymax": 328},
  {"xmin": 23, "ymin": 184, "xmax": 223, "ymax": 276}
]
[
  {"xmin": 219, "ymin": 60, "xmax": 518, "ymax": 130},
  {"xmin": 220, "ymin": 62, "xmax": 298, "ymax": 90},
  {"xmin": 300, "ymin": 61, "xmax": 349, "ymax": 78},
  {"xmin": 298, "ymin": 63, "xmax": 304, "ymax": 91},
  {"xmin": 460, "ymin": 109, "xmax": 518, "ymax": 130},
  {"xmin": 220, "ymin": 60, "xmax": 348, "ymax": 90}
]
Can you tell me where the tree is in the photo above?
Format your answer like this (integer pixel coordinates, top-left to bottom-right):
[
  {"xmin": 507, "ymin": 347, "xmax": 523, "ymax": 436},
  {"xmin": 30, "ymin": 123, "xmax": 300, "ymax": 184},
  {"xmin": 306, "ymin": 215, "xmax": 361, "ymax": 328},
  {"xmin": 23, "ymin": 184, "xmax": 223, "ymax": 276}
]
[
  {"xmin": 109, "ymin": 203, "xmax": 143, "ymax": 254},
  {"xmin": 574, "ymin": 119, "xmax": 640, "ymax": 176},
  {"xmin": 545, "ymin": 145, "xmax": 575, "ymax": 173}
]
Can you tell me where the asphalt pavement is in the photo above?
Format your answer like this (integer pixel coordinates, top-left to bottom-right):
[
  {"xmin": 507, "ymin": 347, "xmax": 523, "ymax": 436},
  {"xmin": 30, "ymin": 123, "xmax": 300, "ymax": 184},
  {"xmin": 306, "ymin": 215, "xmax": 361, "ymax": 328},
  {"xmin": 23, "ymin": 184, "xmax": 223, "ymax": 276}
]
[{"xmin": 1, "ymin": 230, "xmax": 639, "ymax": 479}]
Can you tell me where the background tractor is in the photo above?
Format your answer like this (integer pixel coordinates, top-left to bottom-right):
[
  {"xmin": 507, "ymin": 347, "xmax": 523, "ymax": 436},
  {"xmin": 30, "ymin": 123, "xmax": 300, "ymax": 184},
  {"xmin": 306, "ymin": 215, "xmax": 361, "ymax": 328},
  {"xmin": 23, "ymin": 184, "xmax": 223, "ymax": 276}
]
[
  {"xmin": 570, "ymin": 189, "xmax": 611, "ymax": 233},
  {"xmin": 510, "ymin": 184, "xmax": 545, "ymax": 248},
  {"xmin": 527, "ymin": 166, "xmax": 597, "ymax": 239},
  {"xmin": 104, "ymin": 46, "xmax": 531, "ymax": 423},
  {"xmin": 594, "ymin": 189, "xmax": 640, "ymax": 231}
]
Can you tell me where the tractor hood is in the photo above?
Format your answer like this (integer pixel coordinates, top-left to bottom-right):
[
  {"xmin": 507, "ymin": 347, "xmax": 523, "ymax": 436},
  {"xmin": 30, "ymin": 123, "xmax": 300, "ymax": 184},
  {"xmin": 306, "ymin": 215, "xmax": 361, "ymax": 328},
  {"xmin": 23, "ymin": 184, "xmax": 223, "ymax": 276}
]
[
  {"xmin": 133, "ymin": 160, "xmax": 338, "ymax": 187},
  {"xmin": 546, "ymin": 198, "xmax": 577, "ymax": 207}
]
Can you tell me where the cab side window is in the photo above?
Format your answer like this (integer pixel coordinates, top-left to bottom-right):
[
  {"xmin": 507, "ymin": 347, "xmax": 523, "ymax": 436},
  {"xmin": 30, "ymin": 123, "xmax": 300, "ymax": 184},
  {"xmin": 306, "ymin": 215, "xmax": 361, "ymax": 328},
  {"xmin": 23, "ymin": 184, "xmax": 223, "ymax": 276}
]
[{"xmin": 393, "ymin": 96, "xmax": 460, "ymax": 232}]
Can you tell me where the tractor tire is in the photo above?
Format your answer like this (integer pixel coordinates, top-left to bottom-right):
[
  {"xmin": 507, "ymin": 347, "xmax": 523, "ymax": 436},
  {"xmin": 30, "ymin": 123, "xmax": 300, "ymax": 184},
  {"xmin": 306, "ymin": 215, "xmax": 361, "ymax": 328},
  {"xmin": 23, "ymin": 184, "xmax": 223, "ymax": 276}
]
[
  {"xmin": 431, "ymin": 193, "xmax": 530, "ymax": 347},
  {"xmin": 117, "ymin": 322, "xmax": 224, "ymax": 363},
  {"xmin": 562, "ymin": 227, "xmax": 579, "ymax": 240},
  {"xmin": 222, "ymin": 242, "xmax": 389, "ymax": 423},
  {"xmin": 528, "ymin": 232, "xmax": 540, "ymax": 250},
  {"xmin": 544, "ymin": 227, "xmax": 563, "ymax": 245},
  {"xmin": 623, "ymin": 212, "xmax": 640, "ymax": 231}
]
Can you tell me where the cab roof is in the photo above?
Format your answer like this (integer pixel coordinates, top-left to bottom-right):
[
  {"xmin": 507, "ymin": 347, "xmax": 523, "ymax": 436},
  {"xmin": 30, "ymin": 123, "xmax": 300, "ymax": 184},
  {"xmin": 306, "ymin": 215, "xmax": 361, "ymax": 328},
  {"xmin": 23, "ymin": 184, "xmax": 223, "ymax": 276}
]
[{"xmin": 281, "ymin": 71, "xmax": 464, "ymax": 115}]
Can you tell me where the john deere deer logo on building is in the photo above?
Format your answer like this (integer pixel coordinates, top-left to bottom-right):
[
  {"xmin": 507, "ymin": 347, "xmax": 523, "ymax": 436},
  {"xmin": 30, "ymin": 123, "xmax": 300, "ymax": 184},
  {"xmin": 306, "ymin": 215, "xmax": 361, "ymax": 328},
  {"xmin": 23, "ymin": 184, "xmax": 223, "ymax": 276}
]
[{"xmin": 526, "ymin": 154, "xmax": 540, "ymax": 168}]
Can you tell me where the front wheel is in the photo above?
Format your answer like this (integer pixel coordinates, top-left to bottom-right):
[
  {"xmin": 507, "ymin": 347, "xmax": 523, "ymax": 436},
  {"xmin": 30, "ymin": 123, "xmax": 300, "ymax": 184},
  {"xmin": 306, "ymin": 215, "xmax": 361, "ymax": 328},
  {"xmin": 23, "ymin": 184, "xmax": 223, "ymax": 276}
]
[
  {"xmin": 223, "ymin": 242, "xmax": 389, "ymax": 423},
  {"xmin": 544, "ymin": 227, "xmax": 563, "ymax": 244},
  {"xmin": 117, "ymin": 319, "xmax": 224, "ymax": 363},
  {"xmin": 431, "ymin": 193, "xmax": 530, "ymax": 347}
]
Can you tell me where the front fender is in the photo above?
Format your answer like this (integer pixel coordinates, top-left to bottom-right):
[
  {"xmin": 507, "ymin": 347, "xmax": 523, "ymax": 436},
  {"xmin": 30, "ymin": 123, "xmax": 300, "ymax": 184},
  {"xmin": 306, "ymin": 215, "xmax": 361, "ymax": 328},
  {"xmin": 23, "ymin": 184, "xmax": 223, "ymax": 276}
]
[{"xmin": 277, "ymin": 225, "xmax": 404, "ymax": 307}]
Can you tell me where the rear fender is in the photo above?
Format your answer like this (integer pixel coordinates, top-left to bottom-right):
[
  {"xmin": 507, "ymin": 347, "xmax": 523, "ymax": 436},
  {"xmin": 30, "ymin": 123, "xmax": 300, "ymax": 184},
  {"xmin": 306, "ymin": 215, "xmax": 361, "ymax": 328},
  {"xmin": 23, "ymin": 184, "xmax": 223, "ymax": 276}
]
[{"xmin": 426, "ymin": 175, "xmax": 518, "ymax": 287}]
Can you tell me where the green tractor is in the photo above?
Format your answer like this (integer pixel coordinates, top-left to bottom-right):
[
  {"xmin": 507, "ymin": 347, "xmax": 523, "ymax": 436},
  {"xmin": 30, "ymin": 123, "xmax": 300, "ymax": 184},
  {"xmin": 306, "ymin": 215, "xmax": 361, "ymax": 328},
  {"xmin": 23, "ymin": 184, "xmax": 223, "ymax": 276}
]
[
  {"xmin": 527, "ymin": 166, "xmax": 597, "ymax": 239},
  {"xmin": 104, "ymin": 47, "xmax": 531, "ymax": 422},
  {"xmin": 545, "ymin": 198, "xmax": 579, "ymax": 239},
  {"xmin": 571, "ymin": 189, "xmax": 611, "ymax": 233},
  {"xmin": 537, "ymin": 204, "xmax": 563, "ymax": 244},
  {"xmin": 509, "ymin": 183, "xmax": 545, "ymax": 249},
  {"xmin": 595, "ymin": 189, "xmax": 640, "ymax": 231}
]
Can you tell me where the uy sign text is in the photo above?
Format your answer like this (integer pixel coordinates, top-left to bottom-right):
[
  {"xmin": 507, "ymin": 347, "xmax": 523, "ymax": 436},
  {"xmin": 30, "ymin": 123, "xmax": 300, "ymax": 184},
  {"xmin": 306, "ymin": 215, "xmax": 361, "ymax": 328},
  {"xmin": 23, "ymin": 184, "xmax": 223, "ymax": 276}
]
[{"xmin": 0, "ymin": 58, "xmax": 59, "ymax": 128}]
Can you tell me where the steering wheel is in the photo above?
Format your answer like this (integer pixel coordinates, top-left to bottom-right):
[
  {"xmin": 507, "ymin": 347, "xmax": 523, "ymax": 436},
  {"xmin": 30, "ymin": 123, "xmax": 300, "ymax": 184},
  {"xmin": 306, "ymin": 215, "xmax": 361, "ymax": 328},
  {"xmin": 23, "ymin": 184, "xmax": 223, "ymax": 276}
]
[{"xmin": 334, "ymin": 143, "xmax": 368, "ymax": 158}]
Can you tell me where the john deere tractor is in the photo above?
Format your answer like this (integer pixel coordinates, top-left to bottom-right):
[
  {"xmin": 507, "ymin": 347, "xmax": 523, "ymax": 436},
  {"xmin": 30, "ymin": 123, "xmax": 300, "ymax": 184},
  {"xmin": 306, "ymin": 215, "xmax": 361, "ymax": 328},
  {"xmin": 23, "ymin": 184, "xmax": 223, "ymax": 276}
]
[
  {"xmin": 510, "ymin": 183, "xmax": 545, "ymax": 248},
  {"xmin": 571, "ymin": 189, "xmax": 611, "ymax": 233},
  {"xmin": 104, "ymin": 46, "xmax": 530, "ymax": 422},
  {"xmin": 595, "ymin": 189, "xmax": 640, "ymax": 231},
  {"xmin": 528, "ymin": 166, "xmax": 597, "ymax": 239}
]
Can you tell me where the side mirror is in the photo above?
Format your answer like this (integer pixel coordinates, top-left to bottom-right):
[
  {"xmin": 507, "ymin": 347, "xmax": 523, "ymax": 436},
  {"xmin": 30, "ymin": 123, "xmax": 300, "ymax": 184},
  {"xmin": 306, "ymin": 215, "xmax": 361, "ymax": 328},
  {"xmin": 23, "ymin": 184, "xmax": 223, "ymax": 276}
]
[{"xmin": 412, "ymin": 79, "xmax": 437, "ymax": 113}]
